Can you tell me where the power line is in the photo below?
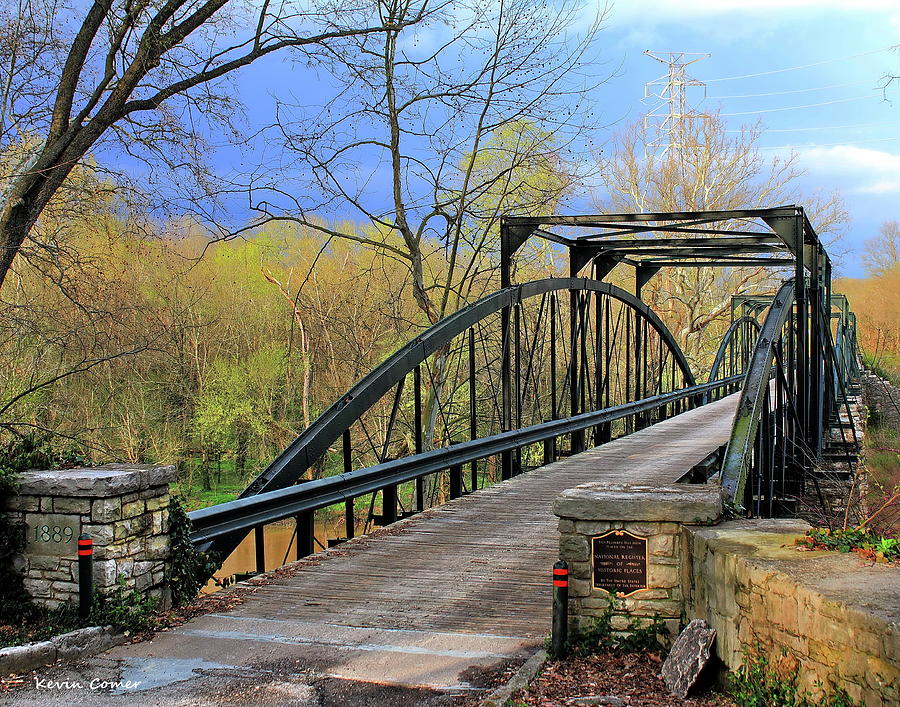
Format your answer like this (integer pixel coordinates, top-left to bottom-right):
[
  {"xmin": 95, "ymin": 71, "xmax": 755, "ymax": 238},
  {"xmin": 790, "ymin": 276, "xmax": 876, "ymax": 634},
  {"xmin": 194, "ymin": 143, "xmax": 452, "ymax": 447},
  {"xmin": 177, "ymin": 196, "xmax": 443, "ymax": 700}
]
[
  {"xmin": 704, "ymin": 45, "xmax": 898, "ymax": 83},
  {"xmin": 726, "ymin": 121, "xmax": 898, "ymax": 134},
  {"xmin": 721, "ymin": 93, "xmax": 886, "ymax": 117},
  {"xmin": 709, "ymin": 80, "xmax": 873, "ymax": 99},
  {"xmin": 758, "ymin": 135, "xmax": 900, "ymax": 151}
]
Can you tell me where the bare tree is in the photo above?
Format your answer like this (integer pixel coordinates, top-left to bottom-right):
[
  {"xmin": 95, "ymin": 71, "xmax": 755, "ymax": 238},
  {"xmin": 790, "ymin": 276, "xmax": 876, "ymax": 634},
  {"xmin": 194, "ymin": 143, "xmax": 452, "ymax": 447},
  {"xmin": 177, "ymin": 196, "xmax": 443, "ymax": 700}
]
[
  {"xmin": 862, "ymin": 220, "xmax": 900, "ymax": 277},
  {"xmin": 246, "ymin": 0, "xmax": 607, "ymax": 324},
  {"xmin": 233, "ymin": 0, "xmax": 606, "ymax": 449},
  {"xmin": 596, "ymin": 115, "xmax": 848, "ymax": 366},
  {"xmin": 0, "ymin": 0, "xmax": 407, "ymax": 290}
]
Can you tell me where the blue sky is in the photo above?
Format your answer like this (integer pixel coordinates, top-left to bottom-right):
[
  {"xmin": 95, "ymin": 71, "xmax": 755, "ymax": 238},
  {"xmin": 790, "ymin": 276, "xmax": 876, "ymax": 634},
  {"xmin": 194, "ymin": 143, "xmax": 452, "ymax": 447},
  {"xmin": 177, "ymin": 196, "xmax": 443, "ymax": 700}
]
[
  {"xmin": 592, "ymin": 0, "xmax": 900, "ymax": 276},
  {"xmin": 208, "ymin": 0, "xmax": 900, "ymax": 277}
]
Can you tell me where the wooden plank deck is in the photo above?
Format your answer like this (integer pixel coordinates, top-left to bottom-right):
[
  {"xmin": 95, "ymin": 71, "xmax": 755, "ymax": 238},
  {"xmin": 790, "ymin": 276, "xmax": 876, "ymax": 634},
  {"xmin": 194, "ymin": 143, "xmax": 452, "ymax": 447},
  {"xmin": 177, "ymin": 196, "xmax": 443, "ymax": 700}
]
[
  {"xmin": 225, "ymin": 393, "xmax": 739, "ymax": 638},
  {"xmin": 10, "ymin": 395, "xmax": 740, "ymax": 704}
]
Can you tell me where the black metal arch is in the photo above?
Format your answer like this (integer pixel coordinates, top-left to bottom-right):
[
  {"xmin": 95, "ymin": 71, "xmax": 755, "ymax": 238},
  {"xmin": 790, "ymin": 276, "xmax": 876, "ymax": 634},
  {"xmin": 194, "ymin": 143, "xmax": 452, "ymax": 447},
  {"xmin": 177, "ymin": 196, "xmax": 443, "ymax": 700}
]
[
  {"xmin": 707, "ymin": 316, "xmax": 762, "ymax": 384},
  {"xmin": 238, "ymin": 277, "xmax": 696, "ymax": 501}
]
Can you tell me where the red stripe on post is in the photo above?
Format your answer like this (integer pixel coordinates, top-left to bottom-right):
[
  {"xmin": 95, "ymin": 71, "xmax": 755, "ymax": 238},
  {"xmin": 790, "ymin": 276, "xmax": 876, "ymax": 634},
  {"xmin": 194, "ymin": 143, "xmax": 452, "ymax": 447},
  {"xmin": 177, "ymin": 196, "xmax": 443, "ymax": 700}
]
[
  {"xmin": 553, "ymin": 568, "xmax": 568, "ymax": 576},
  {"xmin": 78, "ymin": 549, "xmax": 93, "ymax": 556},
  {"xmin": 553, "ymin": 579, "xmax": 568, "ymax": 587}
]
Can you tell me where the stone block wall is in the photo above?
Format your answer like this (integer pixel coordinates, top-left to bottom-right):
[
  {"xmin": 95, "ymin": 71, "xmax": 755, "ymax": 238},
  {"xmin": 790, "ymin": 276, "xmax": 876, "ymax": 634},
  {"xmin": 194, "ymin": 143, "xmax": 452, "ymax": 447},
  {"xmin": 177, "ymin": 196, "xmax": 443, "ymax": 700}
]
[
  {"xmin": 4, "ymin": 464, "xmax": 175, "ymax": 610},
  {"xmin": 688, "ymin": 519, "xmax": 899, "ymax": 707},
  {"xmin": 553, "ymin": 483, "xmax": 724, "ymax": 638},
  {"xmin": 553, "ymin": 483, "xmax": 898, "ymax": 706},
  {"xmin": 862, "ymin": 370, "xmax": 900, "ymax": 429}
]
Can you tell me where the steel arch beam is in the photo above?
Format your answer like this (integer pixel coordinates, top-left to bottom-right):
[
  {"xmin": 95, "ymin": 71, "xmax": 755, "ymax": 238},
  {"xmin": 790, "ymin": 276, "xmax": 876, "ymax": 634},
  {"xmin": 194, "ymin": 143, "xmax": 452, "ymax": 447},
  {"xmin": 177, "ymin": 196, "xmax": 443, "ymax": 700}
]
[
  {"xmin": 707, "ymin": 316, "xmax": 762, "ymax": 384},
  {"xmin": 238, "ymin": 277, "xmax": 696, "ymax": 501}
]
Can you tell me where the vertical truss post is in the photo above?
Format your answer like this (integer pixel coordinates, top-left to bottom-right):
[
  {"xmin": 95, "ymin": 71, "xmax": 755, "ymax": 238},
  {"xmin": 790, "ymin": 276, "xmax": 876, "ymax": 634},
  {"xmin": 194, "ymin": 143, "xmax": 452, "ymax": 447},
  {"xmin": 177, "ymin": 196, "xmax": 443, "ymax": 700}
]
[
  {"xmin": 382, "ymin": 484, "xmax": 397, "ymax": 525},
  {"xmin": 547, "ymin": 292, "xmax": 559, "ymax": 462},
  {"xmin": 550, "ymin": 293, "xmax": 558, "ymax": 421},
  {"xmin": 514, "ymin": 302, "xmax": 522, "ymax": 474},
  {"xmin": 343, "ymin": 429, "xmax": 354, "ymax": 539},
  {"xmin": 635, "ymin": 262, "xmax": 660, "ymax": 425},
  {"xmin": 296, "ymin": 510, "xmax": 315, "ymax": 559},
  {"xmin": 634, "ymin": 264, "xmax": 660, "ymax": 301},
  {"xmin": 601, "ymin": 296, "xmax": 612, "ymax": 442},
  {"xmin": 624, "ymin": 306, "xmax": 633, "ymax": 433},
  {"xmin": 449, "ymin": 464, "xmax": 463, "ymax": 499},
  {"xmin": 499, "ymin": 222, "xmax": 528, "ymax": 480},
  {"xmin": 593, "ymin": 265, "xmax": 604, "ymax": 443},
  {"xmin": 469, "ymin": 327, "xmax": 478, "ymax": 492},
  {"xmin": 569, "ymin": 254, "xmax": 583, "ymax": 454},
  {"xmin": 254, "ymin": 525, "xmax": 265, "ymax": 574},
  {"xmin": 810, "ymin": 249, "xmax": 828, "ymax": 456},
  {"xmin": 414, "ymin": 365, "xmax": 425, "ymax": 511},
  {"xmin": 579, "ymin": 292, "xmax": 589, "ymax": 427},
  {"xmin": 793, "ymin": 211, "xmax": 809, "ymax": 455}
]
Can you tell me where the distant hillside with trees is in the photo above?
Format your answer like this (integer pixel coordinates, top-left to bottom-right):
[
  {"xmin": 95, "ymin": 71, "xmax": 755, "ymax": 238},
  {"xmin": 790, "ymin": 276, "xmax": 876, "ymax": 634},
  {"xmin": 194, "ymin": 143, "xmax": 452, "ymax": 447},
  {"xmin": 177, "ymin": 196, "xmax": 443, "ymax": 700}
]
[{"xmin": 835, "ymin": 221, "xmax": 900, "ymax": 383}]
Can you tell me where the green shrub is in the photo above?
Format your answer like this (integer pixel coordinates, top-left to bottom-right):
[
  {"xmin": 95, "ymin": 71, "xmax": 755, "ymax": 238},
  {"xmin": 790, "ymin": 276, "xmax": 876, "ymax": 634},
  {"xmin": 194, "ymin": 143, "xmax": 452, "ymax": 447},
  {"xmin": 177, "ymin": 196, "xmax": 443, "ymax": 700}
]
[
  {"xmin": 89, "ymin": 574, "xmax": 159, "ymax": 634},
  {"xmin": 166, "ymin": 498, "xmax": 221, "ymax": 606},
  {"xmin": 566, "ymin": 596, "xmax": 668, "ymax": 657},
  {"xmin": 797, "ymin": 527, "xmax": 900, "ymax": 561},
  {"xmin": 728, "ymin": 649, "xmax": 861, "ymax": 707}
]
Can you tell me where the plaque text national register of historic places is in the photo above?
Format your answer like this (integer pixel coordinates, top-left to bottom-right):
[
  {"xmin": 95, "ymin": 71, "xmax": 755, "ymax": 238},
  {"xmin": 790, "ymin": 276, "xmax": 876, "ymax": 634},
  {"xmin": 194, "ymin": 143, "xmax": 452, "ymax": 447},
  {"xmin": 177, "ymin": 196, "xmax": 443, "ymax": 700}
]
[{"xmin": 591, "ymin": 529, "xmax": 648, "ymax": 597}]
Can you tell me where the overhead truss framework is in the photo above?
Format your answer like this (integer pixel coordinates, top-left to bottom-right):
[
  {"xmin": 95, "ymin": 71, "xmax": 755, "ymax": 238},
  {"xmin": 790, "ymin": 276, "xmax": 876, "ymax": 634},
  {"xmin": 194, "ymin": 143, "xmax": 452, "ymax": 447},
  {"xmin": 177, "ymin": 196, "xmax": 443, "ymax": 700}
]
[
  {"xmin": 500, "ymin": 206, "xmax": 830, "ymax": 293},
  {"xmin": 500, "ymin": 205, "xmax": 836, "ymax": 470}
]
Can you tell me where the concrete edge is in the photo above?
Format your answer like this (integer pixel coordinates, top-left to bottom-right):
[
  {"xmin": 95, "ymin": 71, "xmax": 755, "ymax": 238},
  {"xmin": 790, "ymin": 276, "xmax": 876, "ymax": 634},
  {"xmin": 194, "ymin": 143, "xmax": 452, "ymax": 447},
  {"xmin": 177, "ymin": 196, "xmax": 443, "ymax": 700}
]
[
  {"xmin": 480, "ymin": 649, "xmax": 548, "ymax": 707},
  {"xmin": 0, "ymin": 625, "xmax": 127, "ymax": 676}
]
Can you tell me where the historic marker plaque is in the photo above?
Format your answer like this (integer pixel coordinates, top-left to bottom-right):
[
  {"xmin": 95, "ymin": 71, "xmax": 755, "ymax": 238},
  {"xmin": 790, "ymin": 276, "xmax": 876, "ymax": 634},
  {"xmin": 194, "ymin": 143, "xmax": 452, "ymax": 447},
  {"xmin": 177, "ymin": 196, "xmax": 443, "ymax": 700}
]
[{"xmin": 591, "ymin": 529, "xmax": 648, "ymax": 597}]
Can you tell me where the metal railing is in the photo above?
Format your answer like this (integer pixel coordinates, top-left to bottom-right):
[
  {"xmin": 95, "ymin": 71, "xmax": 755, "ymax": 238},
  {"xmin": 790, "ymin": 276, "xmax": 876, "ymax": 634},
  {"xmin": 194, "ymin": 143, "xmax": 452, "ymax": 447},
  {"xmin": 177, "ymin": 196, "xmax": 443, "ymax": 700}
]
[{"xmin": 190, "ymin": 375, "xmax": 742, "ymax": 549}]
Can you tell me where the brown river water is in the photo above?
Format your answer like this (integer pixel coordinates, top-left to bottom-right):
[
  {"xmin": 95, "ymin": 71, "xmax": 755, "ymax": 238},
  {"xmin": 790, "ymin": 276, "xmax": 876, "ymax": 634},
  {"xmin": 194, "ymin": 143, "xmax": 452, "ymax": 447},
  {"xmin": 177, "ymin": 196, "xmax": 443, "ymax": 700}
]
[{"xmin": 203, "ymin": 514, "xmax": 363, "ymax": 593}]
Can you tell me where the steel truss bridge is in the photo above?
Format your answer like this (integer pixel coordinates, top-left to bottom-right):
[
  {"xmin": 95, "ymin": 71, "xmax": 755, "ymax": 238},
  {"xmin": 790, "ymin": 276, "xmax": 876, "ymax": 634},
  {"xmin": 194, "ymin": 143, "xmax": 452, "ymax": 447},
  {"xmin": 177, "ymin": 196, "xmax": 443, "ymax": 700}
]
[{"xmin": 188, "ymin": 206, "xmax": 860, "ymax": 570}]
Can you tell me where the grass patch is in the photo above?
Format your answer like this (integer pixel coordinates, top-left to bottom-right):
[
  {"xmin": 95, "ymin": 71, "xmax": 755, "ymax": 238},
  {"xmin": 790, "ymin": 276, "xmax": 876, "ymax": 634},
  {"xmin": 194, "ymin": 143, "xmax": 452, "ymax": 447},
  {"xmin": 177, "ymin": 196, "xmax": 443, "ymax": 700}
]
[
  {"xmin": 862, "ymin": 422, "xmax": 899, "ymax": 539},
  {"xmin": 727, "ymin": 649, "xmax": 861, "ymax": 707},
  {"xmin": 0, "ymin": 605, "xmax": 83, "ymax": 649},
  {"xmin": 795, "ymin": 527, "xmax": 899, "ymax": 562},
  {"xmin": 863, "ymin": 352, "xmax": 900, "ymax": 386},
  {"xmin": 0, "ymin": 575, "xmax": 161, "ymax": 649}
]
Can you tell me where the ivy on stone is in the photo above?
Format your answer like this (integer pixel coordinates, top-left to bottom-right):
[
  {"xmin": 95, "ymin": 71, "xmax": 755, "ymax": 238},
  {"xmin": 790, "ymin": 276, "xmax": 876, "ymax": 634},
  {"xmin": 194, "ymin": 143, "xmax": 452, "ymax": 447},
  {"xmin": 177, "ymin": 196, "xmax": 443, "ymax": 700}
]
[{"xmin": 166, "ymin": 498, "xmax": 221, "ymax": 606}]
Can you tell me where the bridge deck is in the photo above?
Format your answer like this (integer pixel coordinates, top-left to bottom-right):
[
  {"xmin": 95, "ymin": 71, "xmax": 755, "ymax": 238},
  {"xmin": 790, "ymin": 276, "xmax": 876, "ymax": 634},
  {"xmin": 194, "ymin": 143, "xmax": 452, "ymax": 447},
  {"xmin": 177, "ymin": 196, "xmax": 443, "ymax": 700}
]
[{"xmin": 15, "ymin": 395, "xmax": 739, "ymax": 704}]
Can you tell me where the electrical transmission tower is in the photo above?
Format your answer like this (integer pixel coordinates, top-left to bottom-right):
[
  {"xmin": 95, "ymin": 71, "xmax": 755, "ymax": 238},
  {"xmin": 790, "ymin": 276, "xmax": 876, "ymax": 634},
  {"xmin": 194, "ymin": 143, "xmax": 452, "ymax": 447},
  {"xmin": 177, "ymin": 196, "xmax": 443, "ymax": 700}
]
[{"xmin": 643, "ymin": 51, "xmax": 709, "ymax": 159}]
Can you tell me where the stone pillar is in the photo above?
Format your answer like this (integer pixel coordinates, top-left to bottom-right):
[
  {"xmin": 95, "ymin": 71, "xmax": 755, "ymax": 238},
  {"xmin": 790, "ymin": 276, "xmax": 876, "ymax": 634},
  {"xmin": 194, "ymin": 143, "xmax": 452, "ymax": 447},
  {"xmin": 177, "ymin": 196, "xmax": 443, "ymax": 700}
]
[
  {"xmin": 553, "ymin": 482, "xmax": 724, "ymax": 638},
  {"xmin": 4, "ymin": 464, "xmax": 175, "ymax": 610}
]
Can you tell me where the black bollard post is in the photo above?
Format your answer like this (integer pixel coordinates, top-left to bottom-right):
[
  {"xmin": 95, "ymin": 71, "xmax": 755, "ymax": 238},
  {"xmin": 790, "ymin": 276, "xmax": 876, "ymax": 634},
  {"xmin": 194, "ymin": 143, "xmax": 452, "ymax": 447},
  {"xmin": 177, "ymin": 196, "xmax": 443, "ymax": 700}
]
[
  {"xmin": 552, "ymin": 560, "xmax": 568, "ymax": 658},
  {"xmin": 77, "ymin": 533, "xmax": 93, "ymax": 619}
]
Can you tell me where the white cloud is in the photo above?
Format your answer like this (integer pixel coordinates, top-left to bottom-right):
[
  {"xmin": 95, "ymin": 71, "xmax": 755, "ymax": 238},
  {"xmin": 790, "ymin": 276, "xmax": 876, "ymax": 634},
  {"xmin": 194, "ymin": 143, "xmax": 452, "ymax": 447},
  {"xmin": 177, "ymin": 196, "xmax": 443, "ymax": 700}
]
[
  {"xmin": 794, "ymin": 144, "xmax": 900, "ymax": 194},
  {"xmin": 603, "ymin": 0, "xmax": 900, "ymax": 21}
]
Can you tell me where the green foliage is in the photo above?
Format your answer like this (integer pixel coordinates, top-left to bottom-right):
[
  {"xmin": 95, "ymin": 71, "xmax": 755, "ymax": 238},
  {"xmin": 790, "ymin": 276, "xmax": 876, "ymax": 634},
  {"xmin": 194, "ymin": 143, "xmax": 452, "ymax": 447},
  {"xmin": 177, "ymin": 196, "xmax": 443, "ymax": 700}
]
[
  {"xmin": 0, "ymin": 433, "xmax": 86, "ymax": 474},
  {"xmin": 727, "ymin": 649, "xmax": 861, "ymax": 707},
  {"xmin": 0, "ymin": 604, "xmax": 83, "ymax": 648},
  {"xmin": 167, "ymin": 498, "xmax": 220, "ymax": 606},
  {"xmin": 874, "ymin": 536, "xmax": 899, "ymax": 557},
  {"xmin": 0, "ymin": 577, "xmax": 164, "ymax": 647},
  {"xmin": 191, "ymin": 349, "xmax": 288, "ymax": 472},
  {"xmin": 723, "ymin": 499, "xmax": 745, "ymax": 520},
  {"xmin": 89, "ymin": 574, "xmax": 159, "ymax": 634},
  {"xmin": 567, "ymin": 596, "xmax": 669, "ymax": 657},
  {"xmin": 797, "ymin": 527, "xmax": 900, "ymax": 561},
  {"xmin": 1, "ymin": 576, "xmax": 162, "ymax": 647},
  {"xmin": 0, "ymin": 434, "xmax": 91, "ymax": 623},
  {"xmin": 863, "ymin": 352, "xmax": 900, "ymax": 387}
]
